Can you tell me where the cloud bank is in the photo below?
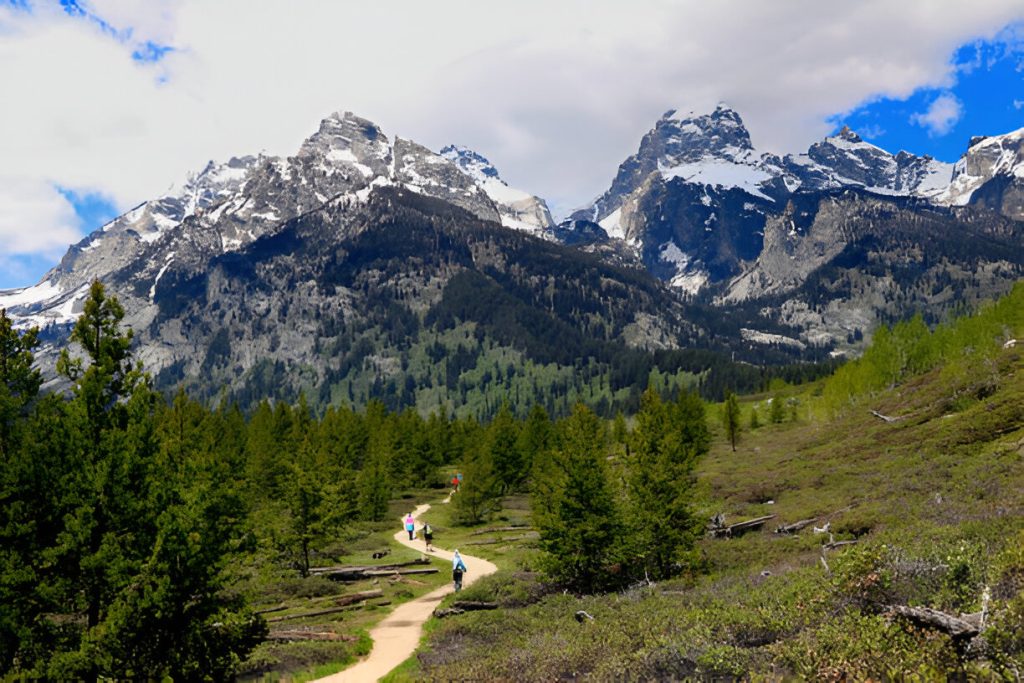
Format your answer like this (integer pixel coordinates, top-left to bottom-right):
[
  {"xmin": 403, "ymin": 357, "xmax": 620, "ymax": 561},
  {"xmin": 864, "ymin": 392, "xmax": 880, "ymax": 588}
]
[{"xmin": 2, "ymin": 0, "xmax": 1023, "ymax": 286}]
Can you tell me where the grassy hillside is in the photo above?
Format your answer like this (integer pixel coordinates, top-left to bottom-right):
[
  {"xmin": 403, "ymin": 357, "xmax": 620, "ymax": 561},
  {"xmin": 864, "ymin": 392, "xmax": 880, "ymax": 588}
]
[{"xmin": 393, "ymin": 341, "xmax": 1024, "ymax": 679}]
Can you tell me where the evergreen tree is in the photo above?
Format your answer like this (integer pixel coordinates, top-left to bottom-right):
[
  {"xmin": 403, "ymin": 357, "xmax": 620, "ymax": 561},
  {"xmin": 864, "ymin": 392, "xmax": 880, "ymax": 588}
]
[
  {"xmin": 356, "ymin": 440, "xmax": 391, "ymax": 521},
  {"xmin": 535, "ymin": 404, "xmax": 620, "ymax": 592},
  {"xmin": 722, "ymin": 391, "xmax": 741, "ymax": 452},
  {"xmin": 626, "ymin": 389, "xmax": 708, "ymax": 580},
  {"xmin": 488, "ymin": 402, "xmax": 523, "ymax": 492},
  {"xmin": 518, "ymin": 403, "xmax": 554, "ymax": 479},
  {"xmin": 769, "ymin": 393, "xmax": 786, "ymax": 424},
  {"xmin": 452, "ymin": 436, "xmax": 502, "ymax": 525},
  {"xmin": 0, "ymin": 310, "xmax": 41, "ymax": 458},
  {"xmin": 6, "ymin": 282, "xmax": 260, "ymax": 678}
]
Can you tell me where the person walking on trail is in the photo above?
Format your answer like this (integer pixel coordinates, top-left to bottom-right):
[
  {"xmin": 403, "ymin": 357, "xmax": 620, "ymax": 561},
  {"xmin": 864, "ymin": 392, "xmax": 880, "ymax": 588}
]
[
  {"xmin": 451, "ymin": 475, "xmax": 460, "ymax": 493},
  {"xmin": 404, "ymin": 513, "xmax": 416, "ymax": 541},
  {"xmin": 422, "ymin": 521, "xmax": 434, "ymax": 552},
  {"xmin": 452, "ymin": 549, "xmax": 467, "ymax": 592}
]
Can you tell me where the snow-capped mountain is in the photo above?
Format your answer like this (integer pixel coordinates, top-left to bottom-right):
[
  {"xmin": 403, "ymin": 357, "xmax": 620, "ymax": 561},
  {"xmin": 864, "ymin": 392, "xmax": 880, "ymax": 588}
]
[
  {"xmin": 0, "ymin": 112, "xmax": 541, "ymax": 331},
  {"xmin": 3, "ymin": 103, "xmax": 1024, "ymax": 389},
  {"xmin": 938, "ymin": 128, "xmax": 1024, "ymax": 219},
  {"xmin": 569, "ymin": 104, "xmax": 966, "ymax": 295},
  {"xmin": 781, "ymin": 126, "xmax": 953, "ymax": 197},
  {"xmin": 440, "ymin": 145, "xmax": 555, "ymax": 238}
]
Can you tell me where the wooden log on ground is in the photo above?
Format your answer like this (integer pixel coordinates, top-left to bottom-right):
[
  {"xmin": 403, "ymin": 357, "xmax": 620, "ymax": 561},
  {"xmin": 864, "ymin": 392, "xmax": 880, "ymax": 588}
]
[
  {"xmin": 267, "ymin": 630, "xmax": 356, "ymax": 642},
  {"xmin": 464, "ymin": 533, "xmax": 538, "ymax": 546},
  {"xmin": 887, "ymin": 605, "xmax": 979, "ymax": 639},
  {"xmin": 451, "ymin": 600, "xmax": 498, "ymax": 611},
  {"xmin": 332, "ymin": 589, "xmax": 384, "ymax": 607},
  {"xmin": 309, "ymin": 558, "xmax": 429, "ymax": 576},
  {"xmin": 469, "ymin": 525, "xmax": 532, "ymax": 536},
  {"xmin": 710, "ymin": 515, "xmax": 776, "ymax": 538},
  {"xmin": 774, "ymin": 518, "xmax": 817, "ymax": 535},
  {"xmin": 362, "ymin": 568, "xmax": 438, "ymax": 578},
  {"xmin": 267, "ymin": 606, "xmax": 354, "ymax": 623},
  {"xmin": 433, "ymin": 607, "xmax": 465, "ymax": 618},
  {"xmin": 870, "ymin": 410, "xmax": 900, "ymax": 423},
  {"xmin": 266, "ymin": 590, "xmax": 383, "ymax": 622}
]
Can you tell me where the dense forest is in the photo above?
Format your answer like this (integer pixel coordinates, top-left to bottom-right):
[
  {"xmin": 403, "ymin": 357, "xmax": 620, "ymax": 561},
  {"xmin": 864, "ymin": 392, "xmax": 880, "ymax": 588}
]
[{"xmin": 0, "ymin": 281, "xmax": 714, "ymax": 678}]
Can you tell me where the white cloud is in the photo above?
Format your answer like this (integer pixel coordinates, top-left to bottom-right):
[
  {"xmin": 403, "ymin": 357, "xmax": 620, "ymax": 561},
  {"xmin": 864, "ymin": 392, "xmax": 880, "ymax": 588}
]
[
  {"xmin": 0, "ymin": 178, "xmax": 83, "ymax": 255},
  {"xmin": 910, "ymin": 92, "xmax": 965, "ymax": 136},
  {"xmin": 1014, "ymin": 99, "xmax": 1024, "ymax": 109},
  {"xmin": 2, "ymin": 0, "xmax": 1024, "ymax": 285}
]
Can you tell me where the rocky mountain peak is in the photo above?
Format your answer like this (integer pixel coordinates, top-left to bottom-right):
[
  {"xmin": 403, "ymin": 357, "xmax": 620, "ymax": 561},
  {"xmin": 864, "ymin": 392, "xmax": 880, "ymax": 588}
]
[
  {"xmin": 939, "ymin": 127, "xmax": 1024, "ymax": 216},
  {"xmin": 658, "ymin": 102, "xmax": 755, "ymax": 162},
  {"xmin": 440, "ymin": 145, "xmax": 500, "ymax": 181},
  {"xmin": 835, "ymin": 125, "xmax": 860, "ymax": 142},
  {"xmin": 297, "ymin": 111, "xmax": 392, "ymax": 170}
]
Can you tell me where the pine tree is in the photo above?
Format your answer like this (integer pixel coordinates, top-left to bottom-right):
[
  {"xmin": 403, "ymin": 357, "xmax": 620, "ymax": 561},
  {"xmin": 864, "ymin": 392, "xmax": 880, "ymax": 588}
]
[
  {"xmin": 535, "ymin": 404, "xmax": 620, "ymax": 592},
  {"xmin": 356, "ymin": 440, "xmax": 392, "ymax": 522},
  {"xmin": 770, "ymin": 393, "xmax": 786, "ymax": 423},
  {"xmin": 488, "ymin": 402, "xmax": 523, "ymax": 492},
  {"xmin": 722, "ymin": 391, "xmax": 741, "ymax": 452},
  {"xmin": 626, "ymin": 389, "xmax": 708, "ymax": 580},
  {"xmin": 518, "ymin": 403, "xmax": 553, "ymax": 480},
  {"xmin": 22, "ymin": 282, "xmax": 260, "ymax": 678},
  {"xmin": 452, "ymin": 436, "xmax": 502, "ymax": 525},
  {"xmin": 0, "ymin": 309, "xmax": 41, "ymax": 458}
]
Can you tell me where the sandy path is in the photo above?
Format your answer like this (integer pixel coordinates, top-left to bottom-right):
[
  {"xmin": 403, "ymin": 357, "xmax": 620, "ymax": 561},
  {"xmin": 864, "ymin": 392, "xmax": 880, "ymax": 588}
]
[{"xmin": 314, "ymin": 500, "xmax": 497, "ymax": 683}]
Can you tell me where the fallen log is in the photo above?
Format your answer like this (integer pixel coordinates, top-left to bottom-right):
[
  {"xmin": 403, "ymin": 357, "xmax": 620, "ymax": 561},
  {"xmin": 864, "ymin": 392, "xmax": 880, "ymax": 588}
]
[
  {"xmin": 267, "ymin": 630, "xmax": 355, "ymax": 642},
  {"xmin": 255, "ymin": 604, "xmax": 288, "ymax": 615},
  {"xmin": 887, "ymin": 605, "xmax": 979, "ymax": 639},
  {"xmin": 266, "ymin": 590, "xmax": 383, "ymax": 622},
  {"xmin": 267, "ymin": 606, "xmax": 354, "ymax": 623},
  {"xmin": 774, "ymin": 518, "xmax": 817, "ymax": 535},
  {"xmin": 433, "ymin": 607, "xmax": 465, "ymax": 618},
  {"xmin": 823, "ymin": 539, "xmax": 859, "ymax": 550},
  {"xmin": 469, "ymin": 525, "xmax": 532, "ymax": 536},
  {"xmin": 362, "ymin": 568, "xmax": 438, "ymax": 578},
  {"xmin": 309, "ymin": 558, "xmax": 429, "ymax": 576},
  {"xmin": 327, "ymin": 589, "xmax": 383, "ymax": 607},
  {"xmin": 464, "ymin": 533, "xmax": 538, "ymax": 546},
  {"xmin": 451, "ymin": 600, "xmax": 498, "ymax": 611},
  {"xmin": 870, "ymin": 410, "xmax": 900, "ymax": 423},
  {"xmin": 710, "ymin": 515, "xmax": 776, "ymax": 538}
]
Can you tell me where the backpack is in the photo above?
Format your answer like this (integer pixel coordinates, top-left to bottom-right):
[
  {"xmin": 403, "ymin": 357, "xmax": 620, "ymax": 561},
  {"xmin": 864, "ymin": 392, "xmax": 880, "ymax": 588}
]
[{"xmin": 424, "ymin": 524, "xmax": 432, "ymax": 535}]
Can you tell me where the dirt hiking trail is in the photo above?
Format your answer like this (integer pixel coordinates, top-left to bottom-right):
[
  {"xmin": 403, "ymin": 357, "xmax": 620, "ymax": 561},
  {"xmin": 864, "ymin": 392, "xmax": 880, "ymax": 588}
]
[{"xmin": 314, "ymin": 499, "xmax": 497, "ymax": 682}]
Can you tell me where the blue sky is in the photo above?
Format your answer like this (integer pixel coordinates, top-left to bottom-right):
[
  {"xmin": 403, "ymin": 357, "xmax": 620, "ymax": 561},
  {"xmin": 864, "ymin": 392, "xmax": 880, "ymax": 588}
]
[
  {"xmin": 836, "ymin": 31, "xmax": 1024, "ymax": 160},
  {"xmin": 2, "ymin": 1, "xmax": 1024, "ymax": 290}
]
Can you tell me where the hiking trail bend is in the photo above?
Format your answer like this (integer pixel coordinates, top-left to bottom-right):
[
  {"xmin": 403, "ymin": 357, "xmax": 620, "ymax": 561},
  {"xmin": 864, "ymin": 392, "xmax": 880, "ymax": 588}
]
[{"xmin": 313, "ymin": 500, "xmax": 497, "ymax": 682}]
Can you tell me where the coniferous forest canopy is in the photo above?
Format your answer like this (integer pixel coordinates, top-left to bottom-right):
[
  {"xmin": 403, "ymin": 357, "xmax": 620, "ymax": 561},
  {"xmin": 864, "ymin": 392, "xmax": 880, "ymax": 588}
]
[{"xmin": 3, "ymin": 279, "xmax": 1024, "ymax": 678}]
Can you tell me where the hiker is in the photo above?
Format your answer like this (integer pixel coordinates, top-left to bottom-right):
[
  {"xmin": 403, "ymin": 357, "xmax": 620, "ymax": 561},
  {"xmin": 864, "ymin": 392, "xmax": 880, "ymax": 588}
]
[
  {"xmin": 422, "ymin": 521, "xmax": 434, "ymax": 552},
  {"xmin": 404, "ymin": 513, "xmax": 416, "ymax": 541},
  {"xmin": 451, "ymin": 475, "xmax": 460, "ymax": 493},
  {"xmin": 452, "ymin": 549, "xmax": 467, "ymax": 592},
  {"xmin": 456, "ymin": 471, "xmax": 463, "ymax": 491}
]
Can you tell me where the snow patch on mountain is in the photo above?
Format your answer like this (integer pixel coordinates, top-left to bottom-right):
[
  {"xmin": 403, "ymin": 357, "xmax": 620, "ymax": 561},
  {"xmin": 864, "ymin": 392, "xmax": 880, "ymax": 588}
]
[{"xmin": 440, "ymin": 145, "xmax": 555, "ymax": 237}]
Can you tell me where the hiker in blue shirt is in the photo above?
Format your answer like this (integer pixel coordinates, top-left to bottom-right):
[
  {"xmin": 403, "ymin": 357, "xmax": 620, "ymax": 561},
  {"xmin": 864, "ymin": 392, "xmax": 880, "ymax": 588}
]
[{"xmin": 452, "ymin": 549, "xmax": 467, "ymax": 592}]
